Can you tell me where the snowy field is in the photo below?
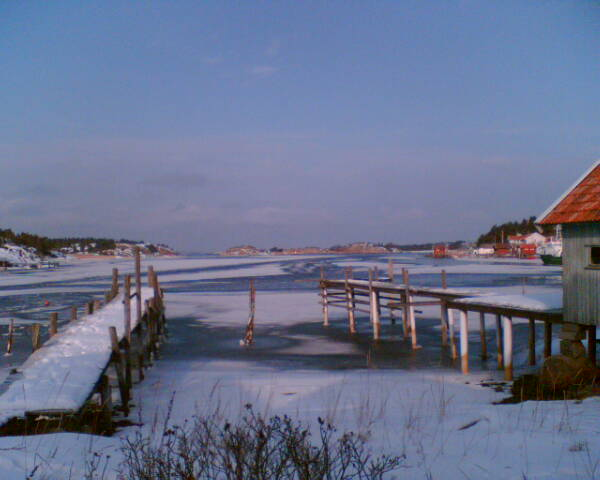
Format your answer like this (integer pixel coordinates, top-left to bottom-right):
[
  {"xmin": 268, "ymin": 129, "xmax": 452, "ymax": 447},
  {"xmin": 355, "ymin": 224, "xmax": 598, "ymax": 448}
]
[{"xmin": 1, "ymin": 254, "xmax": 598, "ymax": 480}]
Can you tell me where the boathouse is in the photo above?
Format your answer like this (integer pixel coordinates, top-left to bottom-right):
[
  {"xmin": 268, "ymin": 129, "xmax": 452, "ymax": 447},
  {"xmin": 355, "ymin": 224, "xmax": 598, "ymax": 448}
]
[{"xmin": 537, "ymin": 159, "xmax": 600, "ymax": 329}]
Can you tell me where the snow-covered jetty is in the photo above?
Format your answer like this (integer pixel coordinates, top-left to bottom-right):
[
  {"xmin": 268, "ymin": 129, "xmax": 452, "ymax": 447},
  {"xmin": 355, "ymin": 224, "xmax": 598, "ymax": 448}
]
[
  {"xmin": 0, "ymin": 249, "xmax": 166, "ymax": 435},
  {"xmin": 319, "ymin": 260, "xmax": 567, "ymax": 381}
]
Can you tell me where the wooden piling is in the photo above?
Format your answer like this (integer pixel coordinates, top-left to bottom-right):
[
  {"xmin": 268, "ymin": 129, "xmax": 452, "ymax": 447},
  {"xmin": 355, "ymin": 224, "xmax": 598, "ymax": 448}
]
[
  {"xmin": 441, "ymin": 269, "xmax": 447, "ymax": 289},
  {"xmin": 87, "ymin": 301, "xmax": 94, "ymax": 315},
  {"xmin": 479, "ymin": 312, "xmax": 488, "ymax": 360},
  {"xmin": 388, "ymin": 259, "xmax": 396, "ymax": 324},
  {"xmin": 459, "ymin": 309, "xmax": 469, "ymax": 374},
  {"xmin": 135, "ymin": 246, "xmax": 142, "ymax": 327},
  {"xmin": 124, "ymin": 275, "xmax": 132, "ymax": 343},
  {"xmin": 495, "ymin": 314, "xmax": 504, "ymax": 369},
  {"xmin": 402, "ymin": 269, "xmax": 418, "ymax": 348},
  {"xmin": 6, "ymin": 319, "xmax": 14, "ymax": 354},
  {"xmin": 123, "ymin": 337, "xmax": 132, "ymax": 391},
  {"xmin": 99, "ymin": 374, "xmax": 112, "ymax": 415},
  {"xmin": 502, "ymin": 316, "xmax": 513, "ymax": 381},
  {"xmin": 544, "ymin": 322, "xmax": 552, "ymax": 358},
  {"xmin": 31, "ymin": 324, "xmax": 41, "ymax": 351},
  {"xmin": 345, "ymin": 269, "xmax": 356, "ymax": 334},
  {"xmin": 448, "ymin": 309, "xmax": 457, "ymax": 359},
  {"xmin": 369, "ymin": 269, "xmax": 381, "ymax": 341},
  {"xmin": 440, "ymin": 300, "xmax": 449, "ymax": 346},
  {"xmin": 109, "ymin": 326, "xmax": 129, "ymax": 414},
  {"xmin": 111, "ymin": 267, "xmax": 119, "ymax": 299},
  {"xmin": 401, "ymin": 269, "xmax": 410, "ymax": 338},
  {"xmin": 93, "ymin": 299, "xmax": 101, "ymax": 312},
  {"xmin": 243, "ymin": 279, "xmax": 256, "ymax": 345},
  {"xmin": 49, "ymin": 312, "xmax": 58, "ymax": 337},
  {"xmin": 70, "ymin": 305, "xmax": 77, "ymax": 322},
  {"xmin": 528, "ymin": 317, "xmax": 536, "ymax": 366},
  {"xmin": 588, "ymin": 326, "xmax": 597, "ymax": 364}
]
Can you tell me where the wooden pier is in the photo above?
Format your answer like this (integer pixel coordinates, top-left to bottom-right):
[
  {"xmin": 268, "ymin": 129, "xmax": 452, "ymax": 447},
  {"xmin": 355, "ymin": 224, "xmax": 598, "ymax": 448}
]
[
  {"xmin": 0, "ymin": 249, "xmax": 166, "ymax": 435},
  {"xmin": 319, "ymin": 262, "xmax": 571, "ymax": 380}
]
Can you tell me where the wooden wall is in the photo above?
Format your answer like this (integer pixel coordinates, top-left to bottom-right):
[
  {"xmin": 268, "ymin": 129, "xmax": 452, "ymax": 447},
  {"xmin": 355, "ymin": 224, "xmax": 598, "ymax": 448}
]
[{"xmin": 563, "ymin": 222, "xmax": 600, "ymax": 325}]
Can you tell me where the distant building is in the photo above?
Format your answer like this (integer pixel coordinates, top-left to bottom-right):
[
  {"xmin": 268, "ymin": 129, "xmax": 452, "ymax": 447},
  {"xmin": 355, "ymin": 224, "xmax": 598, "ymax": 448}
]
[
  {"xmin": 537, "ymin": 159, "xmax": 600, "ymax": 328},
  {"xmin": 474, "ymin": 244, "xmax": 494, "ymax": 256},
  {"xmin": 508, "ymin": 232, "xmax": 546, "ymax": 246},
  {"xmin": 433, "ymin": 244, "xmax": 447, "ymax": 258}
]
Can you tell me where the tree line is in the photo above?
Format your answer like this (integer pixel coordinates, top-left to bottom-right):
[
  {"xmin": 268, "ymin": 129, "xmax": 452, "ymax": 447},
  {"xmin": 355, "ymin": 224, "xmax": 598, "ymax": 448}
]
[
  {"xmin": 476, "ymin": 216, "xmax": 553, "ymax": 246},
  {"xmin": 0, "ymin": 227, "xmax": 116, "ymax": 256}
]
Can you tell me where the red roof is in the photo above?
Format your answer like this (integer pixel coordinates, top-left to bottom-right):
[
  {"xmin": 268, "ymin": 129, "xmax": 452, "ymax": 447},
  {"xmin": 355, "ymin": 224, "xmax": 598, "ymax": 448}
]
[{"xmin": 538, "ymin": 162, "xmax": 600, "ymax": 225}]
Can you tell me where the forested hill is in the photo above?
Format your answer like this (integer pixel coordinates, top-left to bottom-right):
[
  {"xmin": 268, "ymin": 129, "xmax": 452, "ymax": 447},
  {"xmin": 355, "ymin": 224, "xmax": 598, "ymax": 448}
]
[
  {"xmin": 477, "ymin": 217, "xmax": 552, "ymax": 245},
  {"xmin": 0, "ymin": 227, "xmax": 174, "ymax": 257}
]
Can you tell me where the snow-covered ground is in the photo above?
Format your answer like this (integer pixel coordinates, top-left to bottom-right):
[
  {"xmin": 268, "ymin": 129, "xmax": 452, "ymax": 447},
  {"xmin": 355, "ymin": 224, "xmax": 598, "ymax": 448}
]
[{"xmin": 2, "ymin": 254, "xmax": 596, "ymax": 480}]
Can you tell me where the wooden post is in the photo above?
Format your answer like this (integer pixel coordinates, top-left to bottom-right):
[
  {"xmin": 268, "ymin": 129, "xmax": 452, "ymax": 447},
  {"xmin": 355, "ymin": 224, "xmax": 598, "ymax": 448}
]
[
  {"xmin": 123, "ymin": 337, "xmax": 132, "ymax": 391},
  {"xmin": 369, "ymin": 269, "xmax": 380, "ymax": 341},
  {"xmin": 401, "ymin": 269, "xmax": 410, "ymax": 338},
  {"xmin": 441, "ymin": 270, "xmax": 447, "ymax": 289},
  {"xmin": 402, "ymin": 268, "xmax": 420, "ymax": 349},
  {"xmin": 49, "ymin": 312, "xmax": 58, "ymax": 337},
  {"xmin": 99, "ymin": 374, "xmax": 112, "ymax": 418},
  {"xmin": 70, "ymin": 305, "xmax": 78, "ymax": 322},
  {"xmin": 588, "ymin": 326, "xmax": 597, "ymax": 364},
  {"xmin": 479, "ymin": 312, "xmax": 488, "ymax": 360},
  {"xmin": 528, "ymin": 317, "xmax": 536, "ymax": 366},
  {"xmin": 544, "ymin": 322, "xmax": 552, "ymax": 358},
  {"xmin": 459, "ymin": 309, "xmax": 469, "ymax": 374},
  {"xmin": 6, "ymin": 319, "xmax": 14, "ymax": 354},
  {"xmin": 147, "ymin": 266, "xmax": 155, "ymax": 293},
  {"xmin": 93, "ymin": 299, "xmax": 102, "ymax": 312},
  {"xmin": 345, "ymin": 269, "xmax": 356, "ymax": 334},
  {"xmin": 496, "ymin": 314, "xmax": 504, "ymax": 369},
  {"xmin": 322, "ymin": 284, "xmax": 329, "ymax": 327},
  {"xmin": 87, "ymin": 301, "xmax": 94, "ymax": 315},
  {"xmin": 403, "ymin": 269, "xmax": 418, "ymax": 349},
  {"xmin": 124, "ymin": 275, "xmax": 132, "ymax": 343},
  {"xmin": 502, "ymin": 316, "xmax": 513, "ymax": 381},
  {"xmin": 109, "ymin": 326, "xmax": 129, "ymax": 414},
  {"xmin": 31, "ymin": 323, "xmax": 41, "ymax": 351},
  {"xmin": 150, "ymin": 268, "xmax": 163, "ymax": 312},
  {"xmin": 320, "ymin": 266, "xmax": 329, "ymax": 327},
  {"xmin": 243, "ymin": 279, "xmax": 256, "ymax": 345},
  {"xmin": 387, "ymin": 259, "xmax": 396, "ymax": 324},
  {"xmin": 440, "ymin": 300, "xmax": 449, "ymax": 346},
  {"xmin": 135, "ymin": 246, "xmax": 142, "ymax": 327},
  {"xmin": 111, "ymin": 267, "xmax": 119, "ymax": 300},
  {"xmin": 448, "ymin": 309, "xmax": 457, "ymax": 359}
]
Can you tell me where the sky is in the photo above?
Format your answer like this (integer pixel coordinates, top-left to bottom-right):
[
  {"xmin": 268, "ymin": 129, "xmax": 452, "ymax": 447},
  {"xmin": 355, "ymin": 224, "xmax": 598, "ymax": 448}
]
[{"xmin": 0, "ymin": 1, "xmax": 599, "ymax": 252}]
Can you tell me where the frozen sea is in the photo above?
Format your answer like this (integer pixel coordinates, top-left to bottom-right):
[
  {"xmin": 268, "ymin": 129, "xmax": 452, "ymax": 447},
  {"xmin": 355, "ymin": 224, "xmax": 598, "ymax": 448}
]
[
  {"xmin": 0, "ymin": 252, "xmax": 562, "ymax": 377},
  {"xmin": 6, "ymin": 253, "xmax": 597, "ymax": 480}
]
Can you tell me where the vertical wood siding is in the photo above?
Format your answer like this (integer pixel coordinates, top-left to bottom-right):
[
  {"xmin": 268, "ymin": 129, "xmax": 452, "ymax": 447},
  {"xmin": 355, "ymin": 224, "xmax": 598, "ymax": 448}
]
[{"xmin": 563, "ymin": 223, "xmax": 600, "ymax": 325}]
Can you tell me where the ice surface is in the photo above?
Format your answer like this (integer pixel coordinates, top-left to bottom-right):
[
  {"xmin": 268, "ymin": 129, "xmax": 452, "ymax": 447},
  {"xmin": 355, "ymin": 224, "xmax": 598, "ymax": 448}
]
[{"xmin": 0, "ymin": 255, "xmax": 595, "ymax": 480}]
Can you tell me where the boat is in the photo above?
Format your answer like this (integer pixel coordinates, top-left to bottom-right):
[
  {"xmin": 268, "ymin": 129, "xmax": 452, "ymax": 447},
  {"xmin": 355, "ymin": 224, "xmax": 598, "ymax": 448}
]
[{"xmin": 538, "ymin": 240, "xmax": 562, "ymax": 265}]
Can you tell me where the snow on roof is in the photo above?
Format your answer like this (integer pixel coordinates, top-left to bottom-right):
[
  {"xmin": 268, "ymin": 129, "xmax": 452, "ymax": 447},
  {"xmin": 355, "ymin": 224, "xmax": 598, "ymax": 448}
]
[
  {"xmin": 537, "ymin": 159, "xmax": 600, "ymax": 225},
  {"xmin": 454, "ymin": 292, "xmax": 562, "ymax": 312},
  {"xmin": 0, "ymin": 288, "xmax": 153, "ymax": 426}
]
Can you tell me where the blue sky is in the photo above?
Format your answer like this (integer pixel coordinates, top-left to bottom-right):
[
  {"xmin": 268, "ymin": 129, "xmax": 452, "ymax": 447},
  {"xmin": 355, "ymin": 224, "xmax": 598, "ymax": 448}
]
[{"xmin": 1, "ymin": 1, "xmax": 598, "ymax": 251}]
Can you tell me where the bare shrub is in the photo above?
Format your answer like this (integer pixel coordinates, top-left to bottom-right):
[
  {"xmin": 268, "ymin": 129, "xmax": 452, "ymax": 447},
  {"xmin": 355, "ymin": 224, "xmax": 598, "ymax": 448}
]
[{"xmin": 118, "ymin": 404, "xmax": 404, "ymax": 479}]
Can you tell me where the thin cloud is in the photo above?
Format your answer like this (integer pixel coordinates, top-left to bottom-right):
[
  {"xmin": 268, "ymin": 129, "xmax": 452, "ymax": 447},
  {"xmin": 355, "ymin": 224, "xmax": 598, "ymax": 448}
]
[{"xmin": 249, "ymin": 65, "xmax": 278, "ymax": 77}]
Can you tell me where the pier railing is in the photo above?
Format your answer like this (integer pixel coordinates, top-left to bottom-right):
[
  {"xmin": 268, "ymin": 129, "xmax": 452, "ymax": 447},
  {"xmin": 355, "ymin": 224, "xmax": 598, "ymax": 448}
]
[{"xmin": 318, "ymin": 261, "xmax": 572, "ymax": 380}]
